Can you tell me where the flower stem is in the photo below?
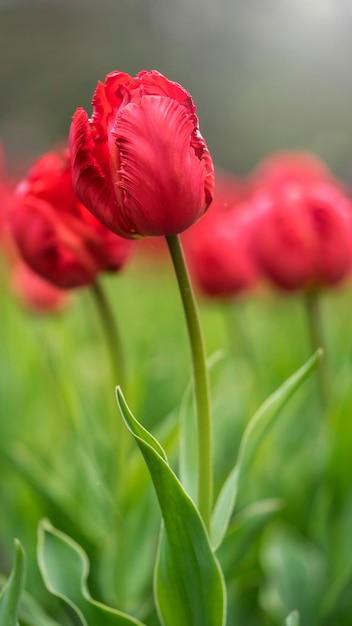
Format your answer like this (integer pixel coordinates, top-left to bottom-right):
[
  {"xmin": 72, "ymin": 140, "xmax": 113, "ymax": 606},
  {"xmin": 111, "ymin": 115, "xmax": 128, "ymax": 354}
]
[
  {"xmin": 166, "ymin": 234, "xmax": 212, "ymax": 529},
  {"xmin": 91, "ymin": 280, "xmax": 129, "ymax": 505},
  {"xmin": 304, "ymin": 291, "xmax": 328, "ymax": 407},
  {"xmin": 91, "ymin": 280, "xmax": 126, "ymax": 391}
]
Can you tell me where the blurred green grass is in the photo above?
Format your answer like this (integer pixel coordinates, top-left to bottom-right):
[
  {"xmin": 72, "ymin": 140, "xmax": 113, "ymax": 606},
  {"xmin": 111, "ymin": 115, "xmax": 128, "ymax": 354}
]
[{"xmin": 1, "ymin": 251, "xmax": 352, "ymax": 625}]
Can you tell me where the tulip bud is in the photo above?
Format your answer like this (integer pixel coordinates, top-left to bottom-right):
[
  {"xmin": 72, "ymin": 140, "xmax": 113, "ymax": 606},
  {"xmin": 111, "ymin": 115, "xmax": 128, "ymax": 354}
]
[
  {"xmin": 70, "ymin": 70, "xmax": 214, "ymax": 239},
  {"xmin": 183, "ymin": 173, "xmax": 258, "ymax": 298},
  {"xmin": 251, "ymin": 180, "xmax": 352, "ymax": 291},
  {"xmin": 11, "ymin": 151, "xmax": 132, "ymax": 288}
]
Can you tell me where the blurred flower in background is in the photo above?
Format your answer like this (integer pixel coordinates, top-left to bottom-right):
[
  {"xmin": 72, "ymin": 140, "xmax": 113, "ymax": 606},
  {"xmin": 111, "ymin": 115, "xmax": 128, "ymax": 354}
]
[
  {"xmin": 249, "ymin": 153, "xmax": 352, "ymax": 291},
  {"xmin": 0, "ymin": 142, "xmax": 68, "ymax": 312},
  {"xmin": 11, "ymin": 150, "xmax": 133, "ymax": 288},
  {"xmin": 183, "ymin": 172, "xmax": 259, "ymax": 299},
  {"xmin": 0, "ymin": 143, "xmax": 16, "ymax": 262},
  {"xmin": 11, "ymin": 259, "xmax": 68, "ymax": 313},
  {"xmin": 249, "ymin": 151, "xmax": 336, "ymax": 192}
]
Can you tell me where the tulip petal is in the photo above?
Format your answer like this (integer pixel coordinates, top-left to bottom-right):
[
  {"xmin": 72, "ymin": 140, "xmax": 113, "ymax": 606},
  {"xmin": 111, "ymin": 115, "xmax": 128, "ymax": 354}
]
[
  {"xmin": 92, "ymin": 73, "xmax": 133, "ymax": 138},
  {"xmin": 113, "ymin": 95, "xmax": 212, "ymax": 236},
  {"xmin": 70, "ymin": 108, "xmax": 123, "ymax": 235},
  {"xmin": 252, "ymin": 189, "xmax": 314, "ymax": 290},
  {"xmin": 12, "ymin": 197, "xmax": 98, "ymax": 288},
  {"xmin": 20, "ymin": 152, "xmax": 78, "ymax": 215},
  {"xmin": 137, "ymin": 70, "xmax": 196, "ymax": 108},
  {"xmin": 307, "ymin": 184, "xmax": 352, "ymax": 285},
  {"xmin": 137, "ymin": 71, "xmax": 215, "ymax": 204}
]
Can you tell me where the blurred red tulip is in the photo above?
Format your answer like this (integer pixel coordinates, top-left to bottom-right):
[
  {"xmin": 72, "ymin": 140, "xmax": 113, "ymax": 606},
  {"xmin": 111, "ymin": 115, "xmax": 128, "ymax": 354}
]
[
  {"xmin": 250, "ymin": 179, "xmax": 352, "ymax": 291},
  {"xmin": 0, "ymin": 145, "xmax": 17, "ymax": 260},
  {"xmin": 11, "ymin": 260, "xmax": 68, "ymax": 313},
  {"xmin": 70, "ymin": 70, "xmax": 214, "ymax": 239},
  {"xmin": 250, "ymin": 151, "xmax": 335, "ymax": 192},
  {"xmin": 183, "ymin": 172, "xmax": 258, "ymax": 298},
  {"xmin": 11, "ymin": 151, "xmax": 133, "ymax": 289}
]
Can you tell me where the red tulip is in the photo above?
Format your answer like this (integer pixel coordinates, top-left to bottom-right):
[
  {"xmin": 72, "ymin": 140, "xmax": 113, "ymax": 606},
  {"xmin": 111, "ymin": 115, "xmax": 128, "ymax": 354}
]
[
  {"xmin": 69, "ymin": 70, "xmax": 214, "ymax": 239},
  {"xmin": 250, "ymin": 179, "xmax": 352, "ymax": 291},
  {"xmin": 11, "ymin": 151, "xmax": 133, "ymax": 288},
  {"xmin": 183, "ymin": 173, "xmax": 258, "ymax": 298},
  {"xmin": 0, "ymin": 145, "xmax": 17, "ymax": 261},
  {"xmin": 250, "ymin": 151, "xmax": 335, "ymax": 192}
]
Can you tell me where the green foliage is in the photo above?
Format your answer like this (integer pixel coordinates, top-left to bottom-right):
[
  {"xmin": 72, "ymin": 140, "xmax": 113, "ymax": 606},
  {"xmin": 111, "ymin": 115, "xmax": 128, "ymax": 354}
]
[
  {"xmin": 211, "ymin": 351, "xmax": 321, "ymax": 549},
  {"xmin": 0, "ymin": 540, "xmax": 25, "ymax": 626},
  {"xmin": 116, "ymin": 388, "xmax": 226, "ymax": 626},
  {"xmin": 260, "ymin": 523, "xmax": 326, "ymax": 625},
  {"xmin": 284, "ymin": 611, "xmax": 300, "ymax": 626},
  {"xmin": 2, "ymin": 266, "xmax": 352, "ymax": 626},
  {"xmin": 37, "ymin": 519, "xmax": 146, "ymax": 626}
]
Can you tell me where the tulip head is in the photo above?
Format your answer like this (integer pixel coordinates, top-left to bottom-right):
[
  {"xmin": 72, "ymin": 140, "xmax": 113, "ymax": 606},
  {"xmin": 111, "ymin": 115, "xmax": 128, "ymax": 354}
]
[
  {"xmin": 11, "ymin": 151, "xmax": 132, "ymax": 289},
  {"xmin": 70, "ymin": 70, "xmax": 214, "ymax": 239},
  {"xmin": 251, "ymin": 180, "xmax": 352, "ymax": 291},
  {"xmin": 183, "ymin": 173, "xmax": 258, "ymax": 298}
]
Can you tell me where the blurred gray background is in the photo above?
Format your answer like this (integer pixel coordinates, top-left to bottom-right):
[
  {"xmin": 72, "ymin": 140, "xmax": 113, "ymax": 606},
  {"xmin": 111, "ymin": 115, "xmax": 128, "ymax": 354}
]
[{"xmin": 2, "ymin": 0, "xmax": 352, "ymax": 177}]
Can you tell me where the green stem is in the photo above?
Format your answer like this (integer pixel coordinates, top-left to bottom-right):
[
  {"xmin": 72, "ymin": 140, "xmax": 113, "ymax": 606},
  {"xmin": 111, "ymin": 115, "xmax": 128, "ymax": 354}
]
[
  {"xmin": 166, "ymin": 234, "xmax": 212, "ymax": 529},
  {"xmin": 90, "ymin": 280, "xmax": 129, "ymax": 504},
  {"xmin": 91, "ymin": 280, "xmax": 126, "ymax": 391},
  {"xmin": 304, "ymin": 291, "xmax": 328, "ymax": 407}
]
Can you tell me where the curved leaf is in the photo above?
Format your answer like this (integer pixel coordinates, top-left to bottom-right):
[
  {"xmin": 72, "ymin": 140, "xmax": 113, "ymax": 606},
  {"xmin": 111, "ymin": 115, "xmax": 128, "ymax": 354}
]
[
  {"xmin": 211, "ymin": 350, "xmax": 322, "ymax": 549},
  {"xmin": 116, "ymin": 387, "xmax": 226, "ymax": 626},
  {"xmin": 37, "ymin": 519, "xmax": 146, "ymax": 626},
  {"xmin": 0, "ymin": 539, "xmax": 25, "ymax": 626}
]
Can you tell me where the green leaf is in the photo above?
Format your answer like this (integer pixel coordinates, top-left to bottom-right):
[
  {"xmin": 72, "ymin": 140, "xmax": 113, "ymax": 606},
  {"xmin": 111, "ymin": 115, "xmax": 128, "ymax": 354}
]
[
  {"xmin": 217, "ymin": 498, "xmax": 282, "ymax": 575},
  {"xmin": 0, "ymin": 539, "xmax": 25, "ymax": 626},
  {"xmin": 116, "ymin": 387, "xmax": 226, "ymax": 626},
  {"xmin": 37, "ymin": 519, "xmax": 147, "ymax": 626},
  {"xmin": 321, "ymin": 489, "xmax": 352, "ymax": 615},
  {"xmin": 8, "ymin": 443, "xmax": 103, "ymax": 545},
  {"xmin": 284, "ymin": 610, "xmax": 300, "ymax": 626},
  {"xmin": 178, "ymin": 378, "xmax": 197, "ymax": 502},
  {"xmin": 17, "ymin": 590, "xmax": 62, "ymax": 626},
  {"xmin": 211, "ymin": 350, "xmax": 322, "ymax": 549},
  {"xmin": 260, "ymin": 522, "xmax": 325, "ymax": 625},
  {"xmin": 0, "ymin": 575, "xmax": 61, "ymax": 626},
  {"xmin": 211, "ymin": 466, "xmax": 239, "ymax": 550}
]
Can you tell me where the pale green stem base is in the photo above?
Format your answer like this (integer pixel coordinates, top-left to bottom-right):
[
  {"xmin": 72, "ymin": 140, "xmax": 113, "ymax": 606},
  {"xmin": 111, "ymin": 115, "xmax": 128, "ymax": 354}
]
[{"xmin": 166, "ymin": 235, "xmax": 213, "ymax": 529}]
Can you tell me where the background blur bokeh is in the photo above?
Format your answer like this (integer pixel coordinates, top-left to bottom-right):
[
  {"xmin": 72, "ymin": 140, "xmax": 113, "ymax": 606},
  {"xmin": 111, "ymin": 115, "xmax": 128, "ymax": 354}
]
[
  {"xmin": 2, "ymin": 0, "xmax": 352, "ymax": 176},
  {"xmin": 3, "ymin": 3, "xmax": 352, "ymax": 625}
]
